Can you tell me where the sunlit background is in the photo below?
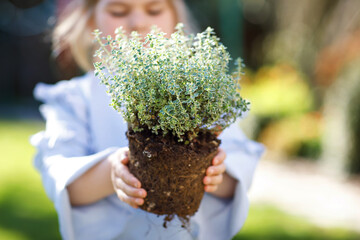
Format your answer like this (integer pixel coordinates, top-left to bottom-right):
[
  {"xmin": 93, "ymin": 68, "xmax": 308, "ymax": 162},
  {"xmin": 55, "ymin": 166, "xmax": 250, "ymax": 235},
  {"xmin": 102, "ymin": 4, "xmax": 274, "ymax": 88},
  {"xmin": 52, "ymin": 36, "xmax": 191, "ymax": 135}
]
[{"xmin": 0, "ymin": 0, "xmax": 360, "ymax": 239}]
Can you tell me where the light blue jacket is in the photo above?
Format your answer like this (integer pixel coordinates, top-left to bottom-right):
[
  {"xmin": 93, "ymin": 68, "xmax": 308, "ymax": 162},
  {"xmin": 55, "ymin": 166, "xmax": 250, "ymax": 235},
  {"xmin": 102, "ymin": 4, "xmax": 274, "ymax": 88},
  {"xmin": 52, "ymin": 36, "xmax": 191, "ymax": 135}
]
[{"xmin": 31, "ymin": 72, "xmax": 264, "ymax": 240}]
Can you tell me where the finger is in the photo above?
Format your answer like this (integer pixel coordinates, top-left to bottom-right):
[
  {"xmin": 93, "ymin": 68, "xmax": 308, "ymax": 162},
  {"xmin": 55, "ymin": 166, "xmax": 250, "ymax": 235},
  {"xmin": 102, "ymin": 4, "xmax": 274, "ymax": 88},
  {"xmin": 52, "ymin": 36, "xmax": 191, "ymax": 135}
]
[
  {"xmin": 214, "ymin": 130, "xmax": 223, "ymax": 137},
  {"xmin": 116, "ymin": 189, "xmax": 144, "ymax": 208},
  {"xmin": 115, "ymin": 164, "xmax": 141, "ymax": 188},
  {"xmin": 213, "ymin": 148, "xmax": 226, "ymax": 165},
  {"xmin": 204, "ymin": 185, "xmax": 218, "ymax": 192},
  {"xmin": 121, "ymin": 156, "xmax": 129, "ymax": 165},
  {"xmin": 114, "ymin": 147, "xmax": 128, "ymax": 158},
  {"xmin": 112, "ymin": 147, "xmax": 129, "ymax": 161},
  {"xmin": 115, "ymin": 178, "xmax": 147, "ymax": 198},
  {"xmin": 206, "ymin": 163, "xmax": 226, "ymax": 176},
  {"xmin": 203, "ymin": 174, "xmax": 223, "ymax": 185},
  {"xmin": 114, "ymin": 148, "xmax": 129, "ymax": 163},
  {"xmin": 110, "ymin": 149, "xmax": 129, "ymax": 166},
  {"xmin": 214, "ymin": 125, "xmax": 223, "ymax": 137}
]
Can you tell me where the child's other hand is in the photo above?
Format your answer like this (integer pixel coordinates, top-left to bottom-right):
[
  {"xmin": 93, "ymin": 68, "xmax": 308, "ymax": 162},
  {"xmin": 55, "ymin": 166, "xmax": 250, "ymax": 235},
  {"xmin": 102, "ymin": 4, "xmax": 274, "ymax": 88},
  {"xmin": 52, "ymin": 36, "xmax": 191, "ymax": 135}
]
[
  {"xmin": 203, "ymin": 147, "xmax": 226, "ymax": 192},
  {"xmin": 109, "ymin": 148, "xmax": 147, "ymax": 208}
]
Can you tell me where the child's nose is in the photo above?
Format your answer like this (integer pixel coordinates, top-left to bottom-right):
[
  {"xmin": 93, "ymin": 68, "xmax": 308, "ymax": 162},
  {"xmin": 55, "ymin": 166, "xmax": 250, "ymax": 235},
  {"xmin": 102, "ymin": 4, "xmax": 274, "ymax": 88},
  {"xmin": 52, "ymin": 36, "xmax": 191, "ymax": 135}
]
[{"xmin": 128, "ymin": 10, "xmax": 148, "ymax": 35}]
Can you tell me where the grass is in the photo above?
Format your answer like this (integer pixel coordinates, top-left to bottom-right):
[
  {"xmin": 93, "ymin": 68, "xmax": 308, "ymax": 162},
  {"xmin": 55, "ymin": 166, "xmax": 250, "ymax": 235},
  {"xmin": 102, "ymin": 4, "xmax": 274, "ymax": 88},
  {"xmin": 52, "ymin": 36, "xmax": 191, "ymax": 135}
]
[
  {"xmin": 0, "ymin": 119, "xmax": 359, "ymax": 240},
  {"xmin": 0, "ymin": 119, "xmax": 60, "ymax": 240},
  {"xmin": 235, "ymin": 204, "xmax": 359, "ymax": 240}
]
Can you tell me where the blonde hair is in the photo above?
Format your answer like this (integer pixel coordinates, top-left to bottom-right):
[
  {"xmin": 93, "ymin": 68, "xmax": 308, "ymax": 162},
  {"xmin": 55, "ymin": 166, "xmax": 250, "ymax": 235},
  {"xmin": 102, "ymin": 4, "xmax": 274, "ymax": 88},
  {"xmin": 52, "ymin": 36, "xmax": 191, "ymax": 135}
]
[{"xmin": 53, "ymin": 0, "xmax": 199, "ymax": 72}]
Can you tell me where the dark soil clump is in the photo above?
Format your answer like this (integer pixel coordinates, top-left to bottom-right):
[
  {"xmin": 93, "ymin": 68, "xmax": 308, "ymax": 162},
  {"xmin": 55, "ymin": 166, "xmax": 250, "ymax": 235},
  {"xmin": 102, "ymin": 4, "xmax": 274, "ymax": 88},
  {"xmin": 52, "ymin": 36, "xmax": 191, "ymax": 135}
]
[{"xmin": 127, "ymin": 127, "xmax": 220, "ymax": 226}]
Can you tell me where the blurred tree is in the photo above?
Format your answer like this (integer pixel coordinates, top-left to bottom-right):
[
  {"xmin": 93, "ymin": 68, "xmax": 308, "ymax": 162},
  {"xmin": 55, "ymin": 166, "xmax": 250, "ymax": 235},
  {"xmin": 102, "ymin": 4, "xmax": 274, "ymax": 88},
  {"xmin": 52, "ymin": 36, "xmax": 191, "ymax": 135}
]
[
  {"xmin": 348, "ymin": 71, "xmax": 360, "ymax": 174},
  {"xmin": 186, "ymin": 0, "xmax": 244, "ymax": 63},
  {"xmin": 347, "ymin": 76, "xmax": 360, "ymax": 173},
  {"xmin": 241, "ymin": 0, "xmax": 274, "ymax": 69},
  {"xmin": 260, "ymin": 0, "xmax": 360, "ymax": 76},
  {"xmin": 320, "ymin": 58, "xmax": 360, "ymax": 176},
  {"xmin": 218, "ymin": 0, "xmax": 243, "ymax": 59},
  {"xmin": 0, "ymin": 0, "xmax": 57, "ymax": 102},
  {"xmin": 316, "ymin": 28, "xmax": 360, "ymax": 175},
  {"xmin": 241, "ymin": 0, "xmax": 360, "ymax": 175}
]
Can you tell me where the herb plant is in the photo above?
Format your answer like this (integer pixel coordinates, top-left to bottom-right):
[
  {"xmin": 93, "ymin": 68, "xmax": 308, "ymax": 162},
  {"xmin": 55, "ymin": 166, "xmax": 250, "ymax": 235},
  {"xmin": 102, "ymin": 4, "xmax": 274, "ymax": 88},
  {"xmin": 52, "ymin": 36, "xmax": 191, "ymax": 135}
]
[{"xmin": 93, "ymin": 23, "xmax": 249, "ymax": 141}]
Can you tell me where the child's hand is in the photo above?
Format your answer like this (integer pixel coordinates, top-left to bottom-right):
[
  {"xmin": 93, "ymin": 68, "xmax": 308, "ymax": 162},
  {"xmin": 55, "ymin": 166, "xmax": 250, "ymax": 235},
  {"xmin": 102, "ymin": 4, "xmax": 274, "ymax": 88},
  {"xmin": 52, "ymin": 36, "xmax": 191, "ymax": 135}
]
[
  {"xmin": 109, "ymin": 148, "xmax": 147, "ymax": 208},
  {"xmin": 203, "ymin": 148, "xmax": 226, "ymax": 192}
]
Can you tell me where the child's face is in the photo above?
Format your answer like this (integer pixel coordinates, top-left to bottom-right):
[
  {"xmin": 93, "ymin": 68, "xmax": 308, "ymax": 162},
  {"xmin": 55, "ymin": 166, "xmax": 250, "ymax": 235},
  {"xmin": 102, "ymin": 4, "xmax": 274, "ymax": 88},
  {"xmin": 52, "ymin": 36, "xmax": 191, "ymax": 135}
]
[{"xmin": 94, "ymin": 0, "xmax": 177, "ymax": 37}]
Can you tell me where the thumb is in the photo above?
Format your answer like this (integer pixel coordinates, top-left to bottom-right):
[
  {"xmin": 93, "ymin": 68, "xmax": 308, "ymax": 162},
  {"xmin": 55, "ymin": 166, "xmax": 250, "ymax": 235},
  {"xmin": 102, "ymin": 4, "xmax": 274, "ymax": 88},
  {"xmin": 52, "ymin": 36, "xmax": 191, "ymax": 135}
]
[
  {"xmin": 121, "ymin": 155, "xmax": 129, "ymax": 164},
  {"xmin": 116, "ymin": 147, "xmax": 129, "ymax": 164}
]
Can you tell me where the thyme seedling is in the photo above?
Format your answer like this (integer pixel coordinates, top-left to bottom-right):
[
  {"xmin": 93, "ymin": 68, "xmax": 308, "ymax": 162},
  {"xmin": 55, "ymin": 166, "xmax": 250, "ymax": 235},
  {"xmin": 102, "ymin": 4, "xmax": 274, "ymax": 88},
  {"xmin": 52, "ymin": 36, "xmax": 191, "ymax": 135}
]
[{"xmin": 93, "ymin": 23, "xmax": 249, "ymax": 141}]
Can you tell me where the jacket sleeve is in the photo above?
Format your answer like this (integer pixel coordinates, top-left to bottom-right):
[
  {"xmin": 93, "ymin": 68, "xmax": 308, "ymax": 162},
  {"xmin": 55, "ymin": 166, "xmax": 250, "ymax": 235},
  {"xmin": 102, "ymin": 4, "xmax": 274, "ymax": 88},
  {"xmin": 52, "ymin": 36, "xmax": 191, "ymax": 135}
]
[
  {"xmin": 194, "ymin": 121, "xmax": 265, "ymax": 240},
  {"xmin": 30, "ymin": 81, "xmax": 117, "ymax": 240}
]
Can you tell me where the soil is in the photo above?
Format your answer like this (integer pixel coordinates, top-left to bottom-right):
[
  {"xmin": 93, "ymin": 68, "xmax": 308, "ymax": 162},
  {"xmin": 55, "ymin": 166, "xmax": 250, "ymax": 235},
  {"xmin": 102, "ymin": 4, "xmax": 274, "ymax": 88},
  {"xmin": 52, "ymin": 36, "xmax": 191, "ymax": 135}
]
[{"xmin": 127, "ymin": 127, "xmax": 220, "ymax": 227}]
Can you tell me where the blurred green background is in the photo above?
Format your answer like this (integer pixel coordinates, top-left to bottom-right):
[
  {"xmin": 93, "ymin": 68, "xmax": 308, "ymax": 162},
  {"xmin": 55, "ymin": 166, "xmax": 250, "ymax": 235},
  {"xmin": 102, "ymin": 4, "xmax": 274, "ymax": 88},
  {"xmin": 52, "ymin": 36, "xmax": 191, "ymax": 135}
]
[{"xmin": 1, "ymin": 0, "xmax": 360, "ymax": 239}]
